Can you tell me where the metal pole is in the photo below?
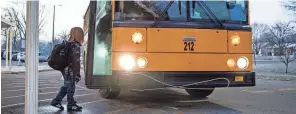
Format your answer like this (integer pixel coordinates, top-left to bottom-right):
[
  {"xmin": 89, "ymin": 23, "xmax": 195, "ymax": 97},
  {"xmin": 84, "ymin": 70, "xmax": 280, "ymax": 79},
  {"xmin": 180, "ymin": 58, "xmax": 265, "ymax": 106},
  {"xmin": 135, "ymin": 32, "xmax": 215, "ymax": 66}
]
[
  {"xmin": 25, "ymin": 1, "xmax": 39, "ymax": 114},
  {"xmin": 9, "ymin": 27, "xmax": 13, "ymax": 72},
  {"xmin": 52, "ymin": 5, "xmax": 55, "ymax": 51},
  {"xmin": 253, "ymin": 43, "xmax": 256, "ymax": 66},
  {"xmin": 5, "ymin": 28, "xmax": 9, "ymax": 68}
]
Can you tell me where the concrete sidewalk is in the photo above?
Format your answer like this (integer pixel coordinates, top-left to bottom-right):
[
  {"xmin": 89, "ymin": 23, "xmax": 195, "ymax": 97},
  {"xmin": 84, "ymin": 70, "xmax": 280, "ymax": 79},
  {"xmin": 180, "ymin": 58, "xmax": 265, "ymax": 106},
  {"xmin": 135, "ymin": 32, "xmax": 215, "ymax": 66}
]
[
  {"xmin": 256, "ymin": 72, "xmax": 296, "ymax": 81},
  {"xmin": 1, "ymin": 65, "xmax": 53, "ymax": 74}
]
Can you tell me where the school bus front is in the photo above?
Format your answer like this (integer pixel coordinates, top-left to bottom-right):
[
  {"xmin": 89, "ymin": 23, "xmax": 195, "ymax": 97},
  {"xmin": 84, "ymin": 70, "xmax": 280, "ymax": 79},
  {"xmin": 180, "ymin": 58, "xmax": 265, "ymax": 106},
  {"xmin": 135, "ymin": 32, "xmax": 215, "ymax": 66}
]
[{"xmin": 84, "ymin": 0, "xmax": 255, "ymax": 98}]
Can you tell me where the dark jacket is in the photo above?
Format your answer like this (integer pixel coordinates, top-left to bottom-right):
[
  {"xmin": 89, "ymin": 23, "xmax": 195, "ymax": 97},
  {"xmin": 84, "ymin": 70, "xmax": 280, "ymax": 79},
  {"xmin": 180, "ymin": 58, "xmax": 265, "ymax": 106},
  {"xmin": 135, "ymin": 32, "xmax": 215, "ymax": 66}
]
[{"xmin": 63, "ymin": 41, "xmax": 81, "ymax": 82}]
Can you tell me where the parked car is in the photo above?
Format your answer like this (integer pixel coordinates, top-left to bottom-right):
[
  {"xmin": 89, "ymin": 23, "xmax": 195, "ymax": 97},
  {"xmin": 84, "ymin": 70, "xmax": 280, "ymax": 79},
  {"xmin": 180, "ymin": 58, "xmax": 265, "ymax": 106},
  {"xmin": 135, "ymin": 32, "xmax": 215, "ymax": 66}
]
[
  {"xmin": 12, "ymin": 54, "xmax": 18, "ymax": 61},
  {"xmin": 2, "ymin": 51, "xmax": 19, "ymax": 60},
  {"xmin": 1, "ymin": 50, "xmax": 5, "ymax": 60},
  {"xmin": 12, "ymin": 52, "xmax": 22, "ymax": 61},
  {"xmin": 17, "ymin": 52, "xmax": 25, "ymax": 61},
  {"xmin": 20, "ymin": 52, "xmax": 48, "ymax": 63},
  {"xmin": 39, "ymin": 53, "xmax": 48, "ymax": 62}
]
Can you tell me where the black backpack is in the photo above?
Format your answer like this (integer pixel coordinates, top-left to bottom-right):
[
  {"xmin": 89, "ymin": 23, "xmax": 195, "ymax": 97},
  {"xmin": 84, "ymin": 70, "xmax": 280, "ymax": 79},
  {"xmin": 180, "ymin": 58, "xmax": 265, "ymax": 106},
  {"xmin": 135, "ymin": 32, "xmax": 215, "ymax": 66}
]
[{"xmin": 48, "ymin": 41, "xmax": 70, "ymax": 70}]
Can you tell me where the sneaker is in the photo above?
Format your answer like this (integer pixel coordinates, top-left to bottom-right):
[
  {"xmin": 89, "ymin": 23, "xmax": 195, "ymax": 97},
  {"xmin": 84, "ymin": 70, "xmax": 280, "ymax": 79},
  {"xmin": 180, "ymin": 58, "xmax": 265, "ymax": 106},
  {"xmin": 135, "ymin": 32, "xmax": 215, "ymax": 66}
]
[
  {"xmin": 50, "ymin": 103, "xmax": 64, "ymax": 110},
  {"xmin": 67, "ymin": 104, "xmax": 82, "ymax": 111}
]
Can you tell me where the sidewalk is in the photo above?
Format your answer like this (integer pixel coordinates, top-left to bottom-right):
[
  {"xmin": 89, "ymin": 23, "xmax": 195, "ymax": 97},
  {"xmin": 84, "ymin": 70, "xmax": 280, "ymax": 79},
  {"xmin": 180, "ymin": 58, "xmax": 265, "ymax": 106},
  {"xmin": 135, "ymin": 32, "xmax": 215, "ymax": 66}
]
[
  {"xmin": 254, "ymin": 60, "xmax": 280, "ymax": 62},
  {"xmin": 254, "ymin": 63, "xmax": 296, "ymax": 81},
  {"xmin": 1, "ymin": 65, "xmax": 53, "ymax": 74},
  {"xmin": 256, "ymin": 72, "xmax": 296, "ymax": 81}
]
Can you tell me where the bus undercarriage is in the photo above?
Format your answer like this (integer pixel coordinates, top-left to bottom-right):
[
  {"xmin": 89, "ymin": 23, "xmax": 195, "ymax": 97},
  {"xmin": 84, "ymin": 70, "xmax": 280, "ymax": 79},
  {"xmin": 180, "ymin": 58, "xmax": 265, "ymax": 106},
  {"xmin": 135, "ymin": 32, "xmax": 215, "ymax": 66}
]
[{"xmin": 87, "ymin": 71, "xmax": 255, "ymax": 98}]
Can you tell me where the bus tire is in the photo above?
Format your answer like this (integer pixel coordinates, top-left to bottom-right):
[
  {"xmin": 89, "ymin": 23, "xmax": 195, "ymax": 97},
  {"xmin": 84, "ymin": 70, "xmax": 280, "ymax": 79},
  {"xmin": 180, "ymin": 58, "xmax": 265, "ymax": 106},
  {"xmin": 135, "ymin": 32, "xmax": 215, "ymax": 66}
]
[
  {"xmin": 185, "ymin": 88, "xmax": 215, "ymax": 98},
  {"xmin": 99, "ymin": 87, "xmax": 120, "ymax": 99}
]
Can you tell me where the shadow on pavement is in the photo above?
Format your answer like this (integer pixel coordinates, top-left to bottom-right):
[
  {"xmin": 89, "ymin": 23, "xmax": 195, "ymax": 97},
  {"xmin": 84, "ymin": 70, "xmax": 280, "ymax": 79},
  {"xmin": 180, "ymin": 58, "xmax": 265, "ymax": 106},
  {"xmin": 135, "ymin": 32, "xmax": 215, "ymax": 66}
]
[
  {"xmin": 1, "ymin": 88, "xmax": 241, "ymax": 114},
  {"xmin": 102, "ymin": 88, "xmax": 242, "ymax": 113}
]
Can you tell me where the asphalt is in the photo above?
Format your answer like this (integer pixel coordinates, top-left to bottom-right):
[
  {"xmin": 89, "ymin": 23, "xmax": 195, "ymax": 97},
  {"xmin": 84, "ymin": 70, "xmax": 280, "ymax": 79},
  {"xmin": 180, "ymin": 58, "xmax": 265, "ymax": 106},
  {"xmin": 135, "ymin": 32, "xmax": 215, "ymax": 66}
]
[{"xmin": 1, "ymin": 71, "xmax": 296, "ymax": 114}]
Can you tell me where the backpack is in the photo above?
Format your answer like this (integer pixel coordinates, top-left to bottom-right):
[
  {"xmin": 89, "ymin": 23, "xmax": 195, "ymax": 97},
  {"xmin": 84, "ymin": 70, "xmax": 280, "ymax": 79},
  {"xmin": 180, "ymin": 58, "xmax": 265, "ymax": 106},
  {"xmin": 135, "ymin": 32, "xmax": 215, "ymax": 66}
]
[{"xmin": 48, "ymin": 41, "xmax": 70, "ymax": 70}]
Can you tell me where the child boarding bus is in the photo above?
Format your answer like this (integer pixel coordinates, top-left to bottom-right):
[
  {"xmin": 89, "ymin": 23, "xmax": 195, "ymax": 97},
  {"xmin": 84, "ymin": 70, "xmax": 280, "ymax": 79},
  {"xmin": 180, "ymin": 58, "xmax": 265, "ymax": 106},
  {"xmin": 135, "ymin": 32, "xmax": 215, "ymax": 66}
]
[{"xmin": 83, "ymin": 0, "xmax": 255, "ymax": 99}]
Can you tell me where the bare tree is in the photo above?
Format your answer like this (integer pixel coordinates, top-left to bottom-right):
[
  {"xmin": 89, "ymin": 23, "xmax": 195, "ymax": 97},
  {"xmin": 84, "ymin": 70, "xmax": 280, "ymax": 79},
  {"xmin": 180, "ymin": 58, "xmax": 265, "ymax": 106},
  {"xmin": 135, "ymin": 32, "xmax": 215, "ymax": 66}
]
[
  {"xmin": 282, "ymin": 1, "xmax": 296, "ymax": 15},
  {"xmin": 265, "ymin": 21, "xmax": 296, "ymax": 73},
  {"xmin": 1, "ymin": 0, "xmax": 48, "ymax": 51},
  {"xmin": 54, "ymin": 30, "xmax": 69, "ymax": 45},
  {"xmin": 251, "ymin": 23, "xmax": 268, "ymax": 55},
  {"xmin": 57, "ymin": 30, "xmax": 69, "ymax": 41}
]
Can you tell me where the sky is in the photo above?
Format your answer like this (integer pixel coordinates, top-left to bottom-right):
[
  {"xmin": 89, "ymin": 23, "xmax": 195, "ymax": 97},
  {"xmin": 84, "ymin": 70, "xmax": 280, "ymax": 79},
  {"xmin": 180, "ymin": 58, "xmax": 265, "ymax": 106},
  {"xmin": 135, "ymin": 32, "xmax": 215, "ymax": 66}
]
[
  {"xmin": 39, "ymin": 0, "xmax": 89, "ymax": 41},
  {"xmin": 249, "ymin": 0, "xmax": 292, "ymax": 24},
  {"xmin": 1, "ymin": 0, "xmax": 294, "ymax": 41}
]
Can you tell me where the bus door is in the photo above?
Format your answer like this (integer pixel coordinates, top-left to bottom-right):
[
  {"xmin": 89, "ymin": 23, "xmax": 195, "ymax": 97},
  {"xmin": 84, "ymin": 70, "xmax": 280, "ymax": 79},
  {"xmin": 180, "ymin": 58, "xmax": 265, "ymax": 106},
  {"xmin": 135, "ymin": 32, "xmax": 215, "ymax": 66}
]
[{"xmin": 85, "ymin": 1, "xmax": 114, "ymax": 88}]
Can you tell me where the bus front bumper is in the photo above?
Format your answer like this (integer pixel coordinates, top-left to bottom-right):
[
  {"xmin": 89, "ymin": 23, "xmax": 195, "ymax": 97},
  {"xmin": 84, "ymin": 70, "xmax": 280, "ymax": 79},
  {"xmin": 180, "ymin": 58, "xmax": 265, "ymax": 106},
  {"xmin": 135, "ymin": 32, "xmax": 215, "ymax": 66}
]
[
  {"xmin": 162, "ymin": 71, "xmax": 256, "ymax": 88},
  {"xmin": 117, "ymin": 71, "xmax": 256, "ymax": 88}
]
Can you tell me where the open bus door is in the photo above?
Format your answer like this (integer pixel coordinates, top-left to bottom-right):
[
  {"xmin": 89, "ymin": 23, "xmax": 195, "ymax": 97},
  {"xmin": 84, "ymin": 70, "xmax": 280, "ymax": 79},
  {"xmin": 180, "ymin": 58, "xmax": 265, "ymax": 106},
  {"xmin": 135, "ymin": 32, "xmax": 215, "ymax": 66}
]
[{"xmin": 84, "ymin": 1, "xmax": 119, "ymax": 98}]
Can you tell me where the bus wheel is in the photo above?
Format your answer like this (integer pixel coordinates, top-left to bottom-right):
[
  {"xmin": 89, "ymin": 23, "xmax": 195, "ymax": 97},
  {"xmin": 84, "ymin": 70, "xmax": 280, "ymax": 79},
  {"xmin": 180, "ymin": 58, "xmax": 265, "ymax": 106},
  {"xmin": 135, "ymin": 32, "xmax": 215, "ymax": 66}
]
[
  {"xmin": 185, "ymin": 88, "xmax": 215, "ymax": 98},
  {"xmin": 99, "ymin": 87, "xmax": 120, "ymax": 99}
]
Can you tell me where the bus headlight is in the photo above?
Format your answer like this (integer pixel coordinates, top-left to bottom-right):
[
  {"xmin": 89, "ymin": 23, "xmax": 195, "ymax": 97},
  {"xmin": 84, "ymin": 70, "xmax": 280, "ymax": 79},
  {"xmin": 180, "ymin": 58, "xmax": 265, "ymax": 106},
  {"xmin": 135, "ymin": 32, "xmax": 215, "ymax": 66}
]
[
  {"xmin": 231, "ymin": 34, "xmax": 240, "ymax": 46},
  {"xmin": 132, "ymin": 32, "xmax": 143, "ymax": 44},
  {"xmin": 227, "ymin": 59, "xmax": 235, "ymax": 68},
  {"xmin": 237, "ymin": 57, "xmax": 248, "ymax": 69},
  {"xmin": 119, "ymin": 55, "xmax": 135, "ymax": 71},
  {"xmin": 137, "ymin": 57, "xmax": 147, "ymax": 68}
]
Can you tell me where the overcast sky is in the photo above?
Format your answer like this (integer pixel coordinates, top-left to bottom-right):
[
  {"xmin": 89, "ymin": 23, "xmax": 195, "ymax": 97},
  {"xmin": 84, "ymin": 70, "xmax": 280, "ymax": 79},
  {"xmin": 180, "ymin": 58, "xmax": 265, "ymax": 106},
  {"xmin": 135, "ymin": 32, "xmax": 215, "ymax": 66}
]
[{"xmin": 1, "ymin": 0, "xmax": 294, "ymax": 41}]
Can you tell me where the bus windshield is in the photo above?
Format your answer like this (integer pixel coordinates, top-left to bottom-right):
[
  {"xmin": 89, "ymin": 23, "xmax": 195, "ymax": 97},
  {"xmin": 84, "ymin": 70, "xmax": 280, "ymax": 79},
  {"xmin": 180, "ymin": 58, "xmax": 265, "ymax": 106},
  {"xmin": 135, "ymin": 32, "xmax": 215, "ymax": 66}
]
[{"xmin": 114, "ymin": 0, "xmax": 248, "ymax": 24}]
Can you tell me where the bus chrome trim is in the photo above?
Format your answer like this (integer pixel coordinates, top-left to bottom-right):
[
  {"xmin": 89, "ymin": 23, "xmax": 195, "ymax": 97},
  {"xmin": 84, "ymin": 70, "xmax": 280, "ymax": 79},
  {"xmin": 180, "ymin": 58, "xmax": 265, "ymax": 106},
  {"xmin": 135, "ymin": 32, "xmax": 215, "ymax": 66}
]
[{"xmin": 183, "ymin": 36, "xmax": 196, "ymax": 41}]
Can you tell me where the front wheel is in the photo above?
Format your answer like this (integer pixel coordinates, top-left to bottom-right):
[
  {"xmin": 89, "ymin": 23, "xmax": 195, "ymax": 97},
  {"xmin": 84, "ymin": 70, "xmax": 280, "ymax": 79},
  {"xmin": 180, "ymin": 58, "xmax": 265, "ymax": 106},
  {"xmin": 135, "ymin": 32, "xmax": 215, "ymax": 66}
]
[
  {"xmin": 185, "ymin": 88, "xmax": 215, "ymax": 98},
  {"xmin": 99, "ymin": 87, "xmax": 121, "ymax": 99}
]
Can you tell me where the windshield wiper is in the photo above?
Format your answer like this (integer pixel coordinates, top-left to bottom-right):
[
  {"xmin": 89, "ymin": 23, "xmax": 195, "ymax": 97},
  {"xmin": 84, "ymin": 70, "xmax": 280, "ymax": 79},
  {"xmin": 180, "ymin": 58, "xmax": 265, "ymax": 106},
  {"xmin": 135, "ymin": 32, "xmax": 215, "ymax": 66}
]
[
  {"xmin": 150, "ymin": 0, "xmax": 224, "ymax": 29},
  {"xmin": 196, "ymin": 1, "xmax": 224, "ymax": 28},
  {"xmin": 135, "ymin": 1, "xmax": 160, "ymax": 18},
  {"xmin": 135, "ymin": 1, "xmax": 175, "ymax": 20},
  {"xmin": 159, "ymin": 1, "xmax": 174, "ymax": 19}
]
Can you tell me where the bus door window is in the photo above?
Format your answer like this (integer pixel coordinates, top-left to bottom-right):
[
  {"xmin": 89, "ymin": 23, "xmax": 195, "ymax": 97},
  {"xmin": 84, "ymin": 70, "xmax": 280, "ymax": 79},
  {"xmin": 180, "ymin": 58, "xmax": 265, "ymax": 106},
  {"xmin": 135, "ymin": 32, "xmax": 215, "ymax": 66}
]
[
  {"xmin": 96, "ymin": 1, "xmax": 112, "ymax": 43},
  {"xmin": 93, "ymin": 1, "xmax": 112, "ymax": 75}
]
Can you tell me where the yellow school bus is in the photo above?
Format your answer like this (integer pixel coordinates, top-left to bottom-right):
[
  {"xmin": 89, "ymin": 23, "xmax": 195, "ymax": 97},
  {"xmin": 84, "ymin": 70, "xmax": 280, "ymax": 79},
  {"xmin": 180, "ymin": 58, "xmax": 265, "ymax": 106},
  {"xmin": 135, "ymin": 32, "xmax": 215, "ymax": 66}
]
[{"xmin": 83, "ymin": 0, "xmax": 255, "ymax": 99}]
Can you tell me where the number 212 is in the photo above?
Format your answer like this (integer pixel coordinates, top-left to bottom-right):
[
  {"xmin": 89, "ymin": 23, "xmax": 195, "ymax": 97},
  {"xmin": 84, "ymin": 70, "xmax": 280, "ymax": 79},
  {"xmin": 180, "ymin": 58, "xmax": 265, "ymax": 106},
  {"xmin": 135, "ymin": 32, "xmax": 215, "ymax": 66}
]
[{"xmin": 184, "ymin": 42, "xmax": 194, "ymax": 51}]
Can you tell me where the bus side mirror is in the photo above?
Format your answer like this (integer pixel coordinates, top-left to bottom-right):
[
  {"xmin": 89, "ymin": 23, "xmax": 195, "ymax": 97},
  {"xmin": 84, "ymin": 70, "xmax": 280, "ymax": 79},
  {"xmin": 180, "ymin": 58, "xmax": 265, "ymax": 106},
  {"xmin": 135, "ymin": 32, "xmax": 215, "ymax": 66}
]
[{"xmin": 226, "ymin": 1, "xmax": 236, "ymax": 9}]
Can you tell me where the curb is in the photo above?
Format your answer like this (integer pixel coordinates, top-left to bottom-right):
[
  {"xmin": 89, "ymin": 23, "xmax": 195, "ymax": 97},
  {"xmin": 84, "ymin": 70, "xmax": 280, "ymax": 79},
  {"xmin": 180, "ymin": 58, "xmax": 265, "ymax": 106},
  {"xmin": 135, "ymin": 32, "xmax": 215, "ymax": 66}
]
[
  {"xmin": 254, "ymin": 60, "xmax": 279, "ymax": 62},
  {"xmin": 1, "ymin": 68, "xmax": 54, "ymax": 74},
  {"xmin": 1, "ymin": 67, "xmax": 84, "ymax": 74},
  {"xmin": 256, "ymin": 74, "xmax": 296, "ymax": 81}
]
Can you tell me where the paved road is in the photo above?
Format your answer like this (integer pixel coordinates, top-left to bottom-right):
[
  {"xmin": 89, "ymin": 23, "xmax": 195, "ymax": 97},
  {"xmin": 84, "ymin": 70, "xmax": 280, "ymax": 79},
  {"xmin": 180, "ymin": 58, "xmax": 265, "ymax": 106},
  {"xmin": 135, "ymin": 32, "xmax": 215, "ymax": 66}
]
[{"xmin": 1, "ymin": 70, "xmax": 296, "ymax": 114}]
